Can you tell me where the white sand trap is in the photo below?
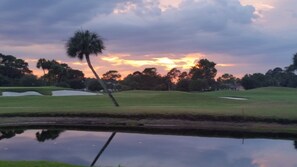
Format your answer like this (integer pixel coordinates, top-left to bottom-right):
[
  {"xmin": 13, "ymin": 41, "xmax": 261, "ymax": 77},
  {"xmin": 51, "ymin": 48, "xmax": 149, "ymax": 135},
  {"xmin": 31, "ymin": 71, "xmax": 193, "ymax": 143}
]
[
  {"xmin": 220, "ymin": 97, "xmax": 248, "ymax": 100},
  {"xmin": 52, "ymin": 90, "xmax": 101, "ymax": 96},
  {"xmin": 2, "ymin": 91, "xmax": 43, "ymax": 96}
]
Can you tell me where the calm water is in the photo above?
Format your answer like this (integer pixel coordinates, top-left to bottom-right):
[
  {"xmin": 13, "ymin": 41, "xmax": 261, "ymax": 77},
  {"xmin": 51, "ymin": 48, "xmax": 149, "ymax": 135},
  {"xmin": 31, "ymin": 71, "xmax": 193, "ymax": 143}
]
[{"xmin": 0, "ymin": 129, "xmax": 297, "ymax": 167}]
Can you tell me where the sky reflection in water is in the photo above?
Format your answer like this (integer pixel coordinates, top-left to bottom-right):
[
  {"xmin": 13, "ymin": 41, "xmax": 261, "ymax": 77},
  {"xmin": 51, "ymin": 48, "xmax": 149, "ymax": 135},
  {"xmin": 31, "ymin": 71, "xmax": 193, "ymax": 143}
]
[{"xmin": 0, "ymin": 130, "xmax": 297, "ymax": 167}]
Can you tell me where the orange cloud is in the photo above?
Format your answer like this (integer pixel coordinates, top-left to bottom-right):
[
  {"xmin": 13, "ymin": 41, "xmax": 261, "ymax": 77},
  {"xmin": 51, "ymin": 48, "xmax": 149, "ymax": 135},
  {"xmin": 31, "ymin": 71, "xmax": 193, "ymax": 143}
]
[
  {"xmin": 72, "ymin": 62, "xmax": 88, "ymax": 66},
  {"xmin": 217, "ymin": 64, "xmax": 236, "ymax": 67},
  {"xmin": 24, "ymin": 58, "xmax": 38, "ymax": 63},
  {"xmin": 101, "ymin": 53, "xmax": 204, "ymax": 70}
]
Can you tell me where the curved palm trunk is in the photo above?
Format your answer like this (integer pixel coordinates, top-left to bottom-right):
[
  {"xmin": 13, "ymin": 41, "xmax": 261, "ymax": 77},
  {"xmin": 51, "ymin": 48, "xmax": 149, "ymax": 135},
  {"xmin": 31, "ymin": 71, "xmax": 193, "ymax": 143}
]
[{"xmin": 85, "ymin": 55, "xmax": 120, "ymax": 107}]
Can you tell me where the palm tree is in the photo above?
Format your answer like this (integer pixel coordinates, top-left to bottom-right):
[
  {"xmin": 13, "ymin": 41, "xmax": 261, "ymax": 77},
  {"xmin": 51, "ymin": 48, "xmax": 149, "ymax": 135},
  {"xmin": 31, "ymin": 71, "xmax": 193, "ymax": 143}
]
[
  {"xmin": 36, "ymin": 58, "xmax": 48, "ymax": 75},
  {"xmin": 66, "ymin": 30, "xmax": 119, "ymax": 107},
  {"xmin": 36, "ymin": 58, "xmax": 51, "ymax": 85}
]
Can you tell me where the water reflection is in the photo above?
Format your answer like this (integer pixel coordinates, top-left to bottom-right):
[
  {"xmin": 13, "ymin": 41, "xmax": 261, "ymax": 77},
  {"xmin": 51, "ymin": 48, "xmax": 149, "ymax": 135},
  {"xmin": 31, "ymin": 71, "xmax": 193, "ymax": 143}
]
[
  {"xmin": 91, "ymin": 132, "xmax": 116, "ymax": 167},
  {"xmin": 0, "ymin": 129, "xmax": 24, "ymax": 140},
  {"xmin": 36, "ymin": 130, "xmax": 64, "ymax": 142},
  {"xmin": 0, "ymin": 129, "xmax": 297, "ymax": 167}
]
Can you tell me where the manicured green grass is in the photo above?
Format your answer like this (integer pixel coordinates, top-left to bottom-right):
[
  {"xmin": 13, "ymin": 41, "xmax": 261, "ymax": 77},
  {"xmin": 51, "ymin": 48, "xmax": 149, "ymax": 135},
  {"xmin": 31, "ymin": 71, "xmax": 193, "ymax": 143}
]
[
  {"xmin": 0, "ymin": 86, "xmax": 69, "ymax": 95},
  {"xmin": 0, "ymin": 87, "xmax": 297, "ymax": 120},
  {"xmin": 0, "ymin": 161, "xmax": 83, "ymax": 167}
]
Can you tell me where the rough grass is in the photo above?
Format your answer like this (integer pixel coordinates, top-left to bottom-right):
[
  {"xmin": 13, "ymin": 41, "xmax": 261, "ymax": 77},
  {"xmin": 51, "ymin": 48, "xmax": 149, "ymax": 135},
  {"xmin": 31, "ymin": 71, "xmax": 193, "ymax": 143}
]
[
  {"xmin": 0, "ymin": 87, "xmax": 296, "ymax": 120},
  {"xmin": 0, "ymin": 86, "xmax": 69, "ymax": 95},
  {"xmin": 0, "ymin": 161, "xmax": 83, "ymax": 167}
]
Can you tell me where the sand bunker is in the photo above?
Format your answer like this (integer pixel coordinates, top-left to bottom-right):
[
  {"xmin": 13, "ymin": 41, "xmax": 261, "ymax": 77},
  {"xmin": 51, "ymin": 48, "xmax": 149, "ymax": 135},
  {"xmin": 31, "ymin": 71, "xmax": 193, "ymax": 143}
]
[
  {"xmin": 220, "ymin": 97, "xmax": 248, "ymax": 100},
  {"xmin": 2, "ymin": 91, "xmax": 43, "ymax": 96},
  {"xmin": 52, "ymin": 90, "xmax": 100, "ymax": 96},
  {"xmin": 1, "ymin": 90, "xmax": 102, "ymax": 97}
]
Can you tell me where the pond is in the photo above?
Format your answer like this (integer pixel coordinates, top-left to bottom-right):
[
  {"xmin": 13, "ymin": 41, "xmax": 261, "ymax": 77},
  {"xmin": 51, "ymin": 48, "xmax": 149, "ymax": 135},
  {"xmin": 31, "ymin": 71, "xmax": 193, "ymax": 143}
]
[{"xmin": 0, "ymin": 128, "xmax": 297, "ymax": 167}]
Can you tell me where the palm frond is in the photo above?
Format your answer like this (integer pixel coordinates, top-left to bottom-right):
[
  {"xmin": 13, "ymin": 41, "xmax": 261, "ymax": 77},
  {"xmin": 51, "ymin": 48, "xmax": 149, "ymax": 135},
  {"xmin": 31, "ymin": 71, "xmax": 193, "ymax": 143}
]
[{"xmin": 65, "ymin": 30, "xmax": 105, "ymax": 59}]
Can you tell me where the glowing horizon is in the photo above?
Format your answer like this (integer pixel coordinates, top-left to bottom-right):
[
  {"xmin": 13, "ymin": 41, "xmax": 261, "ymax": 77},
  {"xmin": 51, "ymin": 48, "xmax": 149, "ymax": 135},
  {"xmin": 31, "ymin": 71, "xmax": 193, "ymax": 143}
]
[{"xmin": 28, "ymin": 52, "xmax": 239, "ymax": 80}]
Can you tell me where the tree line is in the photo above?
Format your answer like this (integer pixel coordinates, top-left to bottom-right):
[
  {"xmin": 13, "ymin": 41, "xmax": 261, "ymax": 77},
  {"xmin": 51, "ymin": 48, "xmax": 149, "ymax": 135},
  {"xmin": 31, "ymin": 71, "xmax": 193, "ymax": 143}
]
[
  {"xmin": 241, "ymin": 54, "xmax": 297, "ymax": 89},
  {"xmin": 1, "ymin": 52, "xmax": 296, "ymax": 91}
]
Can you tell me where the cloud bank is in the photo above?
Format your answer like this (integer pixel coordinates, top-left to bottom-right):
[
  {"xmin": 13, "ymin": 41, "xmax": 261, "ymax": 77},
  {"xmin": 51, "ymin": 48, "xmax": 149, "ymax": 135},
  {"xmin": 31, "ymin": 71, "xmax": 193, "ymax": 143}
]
[{"xmin": 0, "ymin": 0, "xmax": 296, "ymax": 77}]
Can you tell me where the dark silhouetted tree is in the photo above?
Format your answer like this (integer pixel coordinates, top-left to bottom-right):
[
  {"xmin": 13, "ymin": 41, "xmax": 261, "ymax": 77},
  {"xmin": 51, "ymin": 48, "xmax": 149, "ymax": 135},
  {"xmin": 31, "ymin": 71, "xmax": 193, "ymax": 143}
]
[
  {"xmin": 176, "ymin": 79, "xmax": 190, "ymax": 91},
  {"xmin": 102, "ymin": 70, "xmax": 121, "ymax": 81},
  {"xmin": 189, "ymin": 59, "xmax": 217, "ymax": 90},
  {"xmin": 293, "ymin": 53, "xmax": 297, "ymax": 68},
  {"xmin": 19, "ymin": 75, "xmax": 42, "ymax": 86},
  {"xmin": 189, "ymin": 59, "xmax": 217, "ymax": 80},
  {"xmin": 0, "ymin": 53, "xmax": 32, "ymax": 79},
  {"xmin": 217, "ymin": 73, "xmax": 238, "ymax": 90},
  {"xmin": 166, "ymin": 68, "xmax": 181, "ymax": 90},
  {"xmin": 286, "ymin": 53, "xmax": 297, "ymax": 72},
  {"xmin": 37, "ymin": 59, "xmax": 85, "ymax": 88},
  {"xmin": 121, "ymin": 71, "xmax": 143, "ymax": 90},
  {"xmin": 141, "ymin": 68, "xmax": 166, "ymax": 90},
  {"xmin": 265, "ymin": 67, "xmax": 284, "ymax": 86},
  {"xmin": 178, "ymin": 71, "xmax": 188, "ymax": 81},
  {"xmin": 66, "ymin": 69, "xmax": 85, "ymax": 89},
  {"xmin": 102, "ymin": 70, "xmax": 121, "ymax": 91},
  {"xmin": 189, "ymin": 79, "xmax": 208, "ymax": 91},
  {"xmin": 122, "ymin": 68, "xmax": 166, "ymax": 90},
  {"xmin": 86, "ymin": 78, "xmax": 103, "ymax": 92},
  {"xmin": 241, "ymin": 73, "xmax": 268, "ymax": 89}
]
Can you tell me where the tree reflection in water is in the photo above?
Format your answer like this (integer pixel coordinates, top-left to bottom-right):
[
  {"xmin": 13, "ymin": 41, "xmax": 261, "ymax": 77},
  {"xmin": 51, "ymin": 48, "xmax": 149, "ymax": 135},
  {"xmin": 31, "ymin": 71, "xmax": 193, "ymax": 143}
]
[
  {"xmin": 91, "ymin": 132, "xmax": 116, "ymax": 167},
  {"xmin": 0, "ymin": 130, "xmax": 24, "ymax": 140},
  {"xmin": 36, "ymin": 130, "xmax": 64, "ymax": 142}
]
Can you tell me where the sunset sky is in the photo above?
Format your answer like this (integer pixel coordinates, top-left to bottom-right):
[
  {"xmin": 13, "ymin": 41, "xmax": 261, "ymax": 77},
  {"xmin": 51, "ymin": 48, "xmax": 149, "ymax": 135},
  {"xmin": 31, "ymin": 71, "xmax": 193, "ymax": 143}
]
[{"xmin": 0, "ymin": 0, "xmax": 296, "ymax": 78}]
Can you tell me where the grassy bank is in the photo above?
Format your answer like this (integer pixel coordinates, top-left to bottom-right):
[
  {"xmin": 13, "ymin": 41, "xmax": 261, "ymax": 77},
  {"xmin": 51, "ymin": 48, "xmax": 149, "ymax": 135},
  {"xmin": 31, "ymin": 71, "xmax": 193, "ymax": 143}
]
[
  {"xmin": 0, "ymin": 161, "xmax": 82, "ymax": 167},
  {"xmin": 0, "ymin": 87, "xmax": 296, "ymax": 120}
]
